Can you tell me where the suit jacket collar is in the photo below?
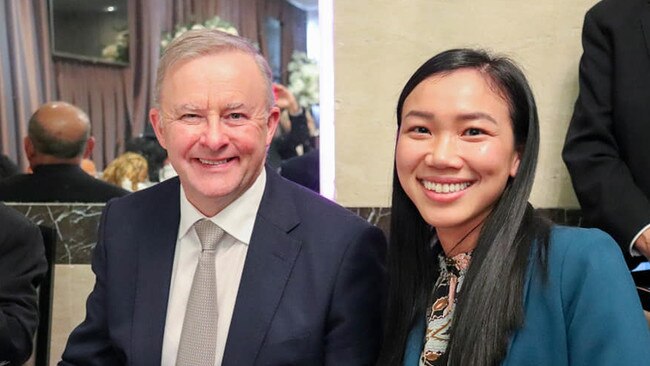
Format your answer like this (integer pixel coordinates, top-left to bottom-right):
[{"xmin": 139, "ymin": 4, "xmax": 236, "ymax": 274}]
[
  {"xmin": 221, "ymin": 166, "xmax": 303, "ymax": 366},
  {"xmin": 32, "ymin": 163, "xmax": 86, "ymax": 176},
  {"xmin": 131, "ymin": 178, "xmax": 181, "ymax": 365}
]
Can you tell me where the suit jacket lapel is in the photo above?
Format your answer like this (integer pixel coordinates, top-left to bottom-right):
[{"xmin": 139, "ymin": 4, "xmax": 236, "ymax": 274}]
[
  {"xmin": 222, "ymin": 167, "xmax": 302, "ymax": 366},
  {"xmin": 131, "ymin": 179, "xmax": 181, "ymax": 365},
  {"xmin": 642, "ymin": 1, "xmax": 650, "ymax": 59}
]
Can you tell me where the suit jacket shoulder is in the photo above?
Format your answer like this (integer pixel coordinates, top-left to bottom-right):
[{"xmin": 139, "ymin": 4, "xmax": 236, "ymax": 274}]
[
  {"xmin": 0, "ymin": 203, "xmax": 47, "ymax": 364},
  {"xmin": 0, "ymin": 165, "xmax": 129, "ymax": 203},
  {"xmin": 505, "ymin": 226, "xmax": 650, "ymax": 365}
]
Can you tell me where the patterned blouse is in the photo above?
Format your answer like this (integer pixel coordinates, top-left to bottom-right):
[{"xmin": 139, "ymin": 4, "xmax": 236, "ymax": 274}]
[{"xmin": 419, "ymin": 251, "xmax": 472, "ymax": 366}]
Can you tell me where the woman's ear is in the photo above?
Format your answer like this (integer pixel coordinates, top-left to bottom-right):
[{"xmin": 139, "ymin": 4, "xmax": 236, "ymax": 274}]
[{"xmin": 510, "ymin": 151, "xmax": 521, "ymax": 177}]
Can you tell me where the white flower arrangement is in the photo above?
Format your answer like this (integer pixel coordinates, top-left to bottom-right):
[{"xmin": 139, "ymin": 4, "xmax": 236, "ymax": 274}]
[
  {"xmin": 160, "ymin": 16, "xmax": 239, "ymax": 51},
  {"xmin": 287, "ymin": 51, "xmax": 319, "ymax": 108},
  {"xmin": 101, "ymin": 29, "xmax": 129, "ymax": 63}
]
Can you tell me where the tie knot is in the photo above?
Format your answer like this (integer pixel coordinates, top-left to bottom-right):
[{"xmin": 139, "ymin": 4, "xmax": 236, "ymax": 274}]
[{"xmin": 194, "ymin": 219, "xmax": 224, "ymax": 251}]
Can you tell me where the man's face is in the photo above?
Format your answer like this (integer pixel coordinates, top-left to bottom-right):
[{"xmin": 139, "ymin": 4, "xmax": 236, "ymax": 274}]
[{"xmin": 150, "ymin": 51, "xmax": 280, "ymax": 216}]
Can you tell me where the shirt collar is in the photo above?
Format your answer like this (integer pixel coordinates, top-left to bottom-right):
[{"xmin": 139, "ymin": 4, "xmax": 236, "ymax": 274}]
[{"xmin": 178, "ymin": 169, "xmax": 266, "ymax": 245}]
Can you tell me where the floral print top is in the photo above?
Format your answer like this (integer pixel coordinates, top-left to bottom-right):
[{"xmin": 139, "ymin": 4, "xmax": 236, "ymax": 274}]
[{"xmin": 419, "ymin": 251, "xmax": 472, "ymax": 366}]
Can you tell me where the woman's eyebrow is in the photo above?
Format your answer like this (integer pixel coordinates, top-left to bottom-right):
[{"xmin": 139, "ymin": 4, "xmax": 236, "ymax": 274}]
[
  {"xmin": 456, "ymin": 112, "xmax": 498, "ymax": 124},
  {"xmin": 403, "ymin": 110, "xmax": 435, "ymax": 120}
]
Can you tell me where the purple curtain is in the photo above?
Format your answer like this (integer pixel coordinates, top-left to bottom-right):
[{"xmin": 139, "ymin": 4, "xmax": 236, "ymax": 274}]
[{"xmin": 0, "ymin": 0, "xmax": 54, "ymax": 169}]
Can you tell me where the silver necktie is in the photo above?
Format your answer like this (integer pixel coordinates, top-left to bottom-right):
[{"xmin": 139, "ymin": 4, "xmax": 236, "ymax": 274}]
[{"xmin": 176, "ymin": 219, "xmax": 224, "ymax": 366}]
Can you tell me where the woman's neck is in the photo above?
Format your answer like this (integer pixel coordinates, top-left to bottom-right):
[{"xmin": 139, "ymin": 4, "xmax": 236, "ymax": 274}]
[{"xmin": 437, "ymin": 220, "xmax": 484, "ymax": 257}]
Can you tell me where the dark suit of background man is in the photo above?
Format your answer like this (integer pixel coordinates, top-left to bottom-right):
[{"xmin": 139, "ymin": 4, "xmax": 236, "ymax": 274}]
[
  {"xmin": 0, "ymin": 202, "xmax": 47, "ymax": 365},
  {"xmin": 60, "ymin": 29, "xmax": 387, "ymax": 366},
  {"xmin": 563, "ymin": 0, "xmax": 650, "ymax": 269},
  {"xmin": 0, "ymin": 101, "xmax": 128, "ymax": 203}
]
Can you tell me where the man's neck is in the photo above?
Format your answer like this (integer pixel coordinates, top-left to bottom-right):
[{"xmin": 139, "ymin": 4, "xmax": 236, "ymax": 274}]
[{"xmin": 29, "ymin": 155, "xmax": 81, "ymax": 170}]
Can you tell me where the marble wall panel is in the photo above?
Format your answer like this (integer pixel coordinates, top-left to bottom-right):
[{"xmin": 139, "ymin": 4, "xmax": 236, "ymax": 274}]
[{"xmin": 5, "ymin": 203, "xmax": 103, "ymax": 264}]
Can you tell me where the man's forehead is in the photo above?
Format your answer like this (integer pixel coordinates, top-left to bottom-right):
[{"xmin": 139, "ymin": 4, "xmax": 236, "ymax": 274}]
[{"xmin": 166, "ymin": 50, "xmax": 259, "ymax": 78}]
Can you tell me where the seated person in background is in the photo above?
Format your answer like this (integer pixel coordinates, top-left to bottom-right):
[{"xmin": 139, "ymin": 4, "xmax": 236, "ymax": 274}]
[
  {"xmin": 0, "ymin": 154, "xmax": 19, "ymax": 180},
  {"xmin": 267, "ymin": 83, "xmax": 315, "ymax": 168},
  {"xmin": 0, "ymin": 202, "xmax": 47, "ymax": 365},
  {"xmin": 102, "ymin": 152, "xmax": 150, "ymax": 192},
  {"xmin": 125, "ymin": 135, "xmax": 167, "ymax": 182},
  {"xmin": 280, "ymin": 148, "xmax": 319, "ymax": 193},
  {"xmin": 0, "ymin": 101, "xmax": 129, "ymax": 202},
  {"xmin": 378, "ymin": 49, "xmax": 650, "ymax": 366}
]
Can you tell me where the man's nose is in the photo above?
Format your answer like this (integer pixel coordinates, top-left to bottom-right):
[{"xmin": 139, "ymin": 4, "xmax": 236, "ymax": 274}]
[{"xmin": 200, "ymin": 116, "xmax": 229, "ymax": 149}]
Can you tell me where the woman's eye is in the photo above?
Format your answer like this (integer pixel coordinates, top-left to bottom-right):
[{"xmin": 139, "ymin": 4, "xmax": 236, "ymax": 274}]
[
  {"xmin": 463, "ymin": 128, "xmax": 483, "ymax": 136},
  {"xmin": 411, "ymin": 126, "xmax": 430, "ymax": 134}
]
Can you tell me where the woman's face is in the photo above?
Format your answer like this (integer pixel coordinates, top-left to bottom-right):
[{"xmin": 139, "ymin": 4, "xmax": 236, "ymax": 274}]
[{"xmin": 395, "ymin": 68, "xmax": 520, "ymax": 243}]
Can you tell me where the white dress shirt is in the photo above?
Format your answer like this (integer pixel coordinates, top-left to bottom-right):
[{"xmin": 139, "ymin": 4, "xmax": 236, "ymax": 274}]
[{"xmin": 161, "ymin": 171, "xmax": 266, "ymax": 366}]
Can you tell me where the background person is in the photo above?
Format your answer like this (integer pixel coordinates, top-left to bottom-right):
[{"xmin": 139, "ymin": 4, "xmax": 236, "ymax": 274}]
[
  {"xmin": 378, "ymin": 49, "xmax": 650, "ymax": 366},
  {"xmin": 0, "ymin": 202, "xmax": 47, "ymax": 365},
  {"xmin": 563, "ymin": 0, "xmax": 650, "ymax": 269},
  {"xmin": 102, "ymin": 152, "xmax": 150, "ymax": 191},
  {"xmin": 267, "ymin": 83, "xmax": 315, "ymax": 169},
  {"xmin": 125, "ymin": 135, "xmax": 168, "ymax": 183},
  {"xmin": 0, "ymin": 101, "xmax": 128, "ymax": 203},
  {"xmin": 0, "ymin": 154, "xmax": 19, "ymax": 180}
]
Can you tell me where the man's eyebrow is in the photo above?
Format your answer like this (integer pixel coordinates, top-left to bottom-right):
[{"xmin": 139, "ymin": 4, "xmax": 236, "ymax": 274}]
[
  {"xmin": 173, "ymin": 104, "xmax": 204, "ymax": 112},
  {"xmin": 224, "ymin": 102, "xmax": 245, "ymax": 111}
]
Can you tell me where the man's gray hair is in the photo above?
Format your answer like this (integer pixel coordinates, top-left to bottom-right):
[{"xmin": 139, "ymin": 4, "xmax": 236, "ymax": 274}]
[
  {"xmin": 154, "ymin": 29, "xmax": 274, "ymax": 108},
  {"xmin": 28, "ymin": 114, "xmax": 90, "ymax": 159}
]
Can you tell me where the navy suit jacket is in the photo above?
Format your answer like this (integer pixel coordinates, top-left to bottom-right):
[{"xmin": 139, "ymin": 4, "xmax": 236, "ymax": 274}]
[
  {"xmin": 60, "ymin": 167, "xmax": 387, "ymax": 365},
  {"xmin": 404, "ymin": 226, "xmax": 650, "ymax": 366},
  {"xmin": 0, "ymin": 203, "xmax": 47, "ymax": 365}
]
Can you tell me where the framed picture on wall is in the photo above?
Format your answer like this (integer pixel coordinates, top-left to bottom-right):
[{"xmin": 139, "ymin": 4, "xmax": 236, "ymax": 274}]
[{"xmin": 48, "ymin": 0, "xmax": 129, "ymax": 65}]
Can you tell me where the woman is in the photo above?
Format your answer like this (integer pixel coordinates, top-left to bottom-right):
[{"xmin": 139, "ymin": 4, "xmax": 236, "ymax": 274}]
[
  {"xmin": 102, "ymin": 152, "xmax": 150, "ymax": 191},
  {"xmin": 378, "ymin": 49, "xmax": 650, "ymax": 366}
]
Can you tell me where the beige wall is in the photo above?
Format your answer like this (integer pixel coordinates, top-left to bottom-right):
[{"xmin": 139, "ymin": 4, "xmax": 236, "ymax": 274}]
[{"xmin": 333, "ymin": 0, "xmax": 598, "ymax": 208}]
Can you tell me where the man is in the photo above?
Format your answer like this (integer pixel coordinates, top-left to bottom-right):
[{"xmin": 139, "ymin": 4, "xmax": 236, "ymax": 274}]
[
  {"xmin": 0, "ymin": 202, "xmax": 47, "ymax": 365},
  {"xmin": 563, "ymin": 0, "xmax": 650, "ymax": 269},
  {"xmin": 60, "ymin": 29, "xmax": 386, "ymax": 365},
  {"xmin": 0, "ymin": 154, "xmax": 19, "ymax": 180},
  {"xmin": 0, "ymin": 102, "xmax": 129, "ymax": 202}
]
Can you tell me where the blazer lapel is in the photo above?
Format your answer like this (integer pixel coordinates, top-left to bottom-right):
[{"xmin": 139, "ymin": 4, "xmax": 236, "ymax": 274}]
[
  {"xmin": 642, "ymin": 1, "xmax": 650, "ymax": 59},
  {"xmin": 222, "ymin": 167, "xmax": 302, "ymax": 366},
  {"xmin": 130, "ymin": 179, "xmax": 181, "ymax": 365}
]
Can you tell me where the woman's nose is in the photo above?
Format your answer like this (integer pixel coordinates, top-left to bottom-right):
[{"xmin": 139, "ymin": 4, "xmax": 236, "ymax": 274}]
[{"xmin": 424, "ymin": 135, "xmax": 463, "ymax": 169}]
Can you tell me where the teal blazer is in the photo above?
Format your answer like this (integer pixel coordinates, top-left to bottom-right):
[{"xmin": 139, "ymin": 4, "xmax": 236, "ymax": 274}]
[{"xmin": 404, "ymin": 226, "xmax": 650, "ymax": 365}]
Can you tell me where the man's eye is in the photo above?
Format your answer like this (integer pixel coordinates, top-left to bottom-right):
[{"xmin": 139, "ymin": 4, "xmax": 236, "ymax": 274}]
[
  {"xmin": 229, "ymin": 112, "xmax": 244, "ymax": 120},
  {"xmin": 463, "ymin": 128, "xmax": 484, "ymax": 136},
  {"xmin": 181, "ymin": 113, "xmax": 201, "ymax": 120}
]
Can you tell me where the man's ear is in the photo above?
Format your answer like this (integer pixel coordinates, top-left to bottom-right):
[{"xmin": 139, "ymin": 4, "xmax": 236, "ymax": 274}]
[
  {"xmin": 83, "ymin": 136, "xmax": 95, "ymax": 159},
  {"xmin": 24, "ymin": 136, "xmax": 34, "ymax": 158},
  {"xmin": 265, "ymin": 106, "xmax": 281, "ymax": 146},
  {"xmin": 150, "ymin": 108, "xmax": 167, "ymax": 149}
]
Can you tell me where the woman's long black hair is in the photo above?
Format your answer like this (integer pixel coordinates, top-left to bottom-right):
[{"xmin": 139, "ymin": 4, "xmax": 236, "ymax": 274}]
[{"xmin": 378, "ymin": 49, "xmax": 550, "ymax": 366}]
